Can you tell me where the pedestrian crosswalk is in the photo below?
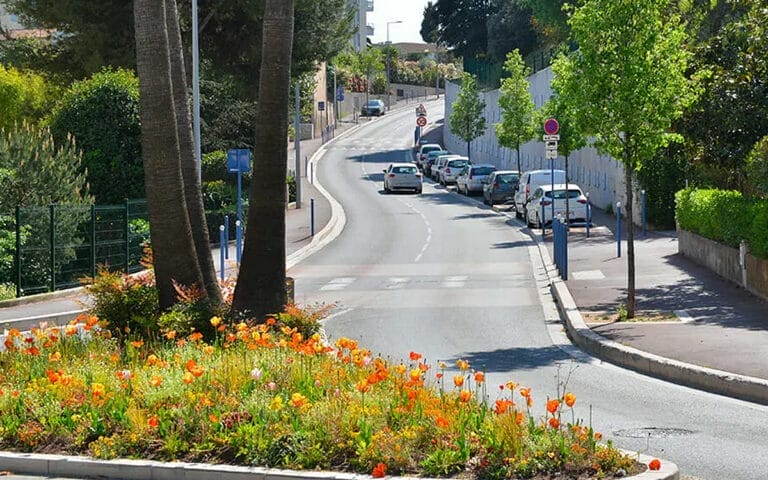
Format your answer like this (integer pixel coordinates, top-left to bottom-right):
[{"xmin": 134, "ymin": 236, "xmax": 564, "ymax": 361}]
[{"xmin": 308, "ymin": 274, "xmax": 530, "ymax": 292}]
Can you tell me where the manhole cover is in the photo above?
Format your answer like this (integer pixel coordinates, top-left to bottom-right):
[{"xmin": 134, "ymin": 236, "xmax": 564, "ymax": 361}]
[{"xmin": 613, "ymin": 427, "xmax": 694, "ymax": 438}]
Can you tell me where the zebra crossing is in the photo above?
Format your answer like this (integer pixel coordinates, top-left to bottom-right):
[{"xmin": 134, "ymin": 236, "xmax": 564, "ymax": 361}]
[{"xmin": 309, "ymin": 273, "xmax": 530, "ymax": 292}]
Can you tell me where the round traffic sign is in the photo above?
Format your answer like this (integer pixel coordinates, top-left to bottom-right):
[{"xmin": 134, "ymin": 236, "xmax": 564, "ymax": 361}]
[
  {"xmin": 416, "ymin": 116, "xmax": 427, "ymax": 127},
  {"xmin": 544, "ymin": 118, "xmax": 560, "ymax": 135}
]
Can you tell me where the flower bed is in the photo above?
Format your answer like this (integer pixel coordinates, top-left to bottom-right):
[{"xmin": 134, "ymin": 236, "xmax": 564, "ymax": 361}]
[{"xmin": 0, "ymin": 313, "xmax": 646, "ymax": 479}]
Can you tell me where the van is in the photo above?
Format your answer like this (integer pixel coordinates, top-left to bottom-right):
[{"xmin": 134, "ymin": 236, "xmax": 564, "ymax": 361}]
[{"xmin": 514, "ymin": 169, "xmax": 566, "ymax": 219}]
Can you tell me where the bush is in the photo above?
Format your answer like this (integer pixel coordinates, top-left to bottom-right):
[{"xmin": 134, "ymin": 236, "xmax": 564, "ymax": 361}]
[
  {"xmin": 0, "ymin": 64, "xmax": 53, "ymax": 130},
  {"xmin": 745, "ymin": 136, "xmax": 768, "ymax": 197},
  {"xmin": 48, "ymin": 68, "xmax": 143, "ymax": 204}
]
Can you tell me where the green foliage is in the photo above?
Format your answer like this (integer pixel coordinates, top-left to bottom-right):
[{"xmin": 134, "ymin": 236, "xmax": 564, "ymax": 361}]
[
  {"xmin": 200, "ymin": 72, "xmax": 259, "ymax": 153},
  {"xmin": 519, "ymin": 0, "xmax": 570, "ymax": 45},
  {"xmin": 0, "ymin": 64, "xmax": 52, "ymax": 129},
  {"xmin": 0, "ymin": 283, "xmax": 14, "ymax": 301},
  {"xmin": 449, "ymin": 73, "xmax": 487, "ymax": 159},
  {"xmin": 48, "ymin": 68, "xmax": 142, "ymax": 204},
  {"xmin": 636, "ymin": 145, "xmax": 692, "ymax": 229},
  {"xmin": 496, "ymin": 50, "xmax": 537, "ymax": 171},
  {"xmin": 675, "ymin": 188, "xmax": 751, "ymax": 249},
  {"xmin": 745, "ymin": 136, "xmax": 768, "ymax": 197},
  {"xmin": 420, "ymin": 1, "xmax": 439, "ymax": 44},
  {"xmin": 487, "ymin": 1, "xmax": 539, "ymax": 60},
  {"xmin": 85, "ymin": 267, "xmax": 159, "ymax": 340},
  {"xmin": 433, "ymin": 0, "xmax": 494, "ymax": 58}
]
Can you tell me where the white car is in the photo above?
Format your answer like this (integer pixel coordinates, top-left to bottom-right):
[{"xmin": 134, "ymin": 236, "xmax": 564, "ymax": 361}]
[
  {"xmin": 416, "ymin": 144, "xmax": 443, "ymax": 168},
  {"xmin": 429, "ymin": 154, "xmax": 461, "ymax": 179},
  {"xmin": 455, "ymin": 163, "xmax": 497, "ymax": 195},
  {"xmin": 439, "ymin": 157, "xmax": 470, "ymax": 186},
  {"xmin": 525, "ymin": 183, "xmax": 588, "ymax": 228},
  {"xmin": 383, "ymin": 163, "xmax": 422, "ymax": 194},
  {"xmin": 514, "ymin": 169, "xmax": 566, "ymax": 219}
]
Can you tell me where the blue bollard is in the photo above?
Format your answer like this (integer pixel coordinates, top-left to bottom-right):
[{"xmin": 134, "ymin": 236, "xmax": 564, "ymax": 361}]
[
  {"xmin": 219, "ymin": 225, "xmax": 225, "ymax": 281},
  {"xmin": 616, "ymin": 202, "xmax": 622, "ymax": 258},
  {"xmin": 586, "ymin": 193, "xmax": 591, "ymax": 239},
  {"xmin": 235, "ymin": 220, "xmax": 242, "ymax": 265},
  {"xmin": 641, "ymin": 189, "xmax": 647, "ymax": 237},
  {"xmin": 223, "ymin": 215, "xmax": 230, "ymax": 259},
  {"xmin": 310, "ymin": 198, "xmax": 316, "ymax": 236},
  {"xmin": 562, "ymin": 217, "xmax": 568, "ymax": 280}
]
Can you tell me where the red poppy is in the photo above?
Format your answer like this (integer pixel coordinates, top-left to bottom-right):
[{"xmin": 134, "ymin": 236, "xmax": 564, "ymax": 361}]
[
  {"xmin": 372, "ymin": 462, "xmax": 387, "ymax": 478},
  {"xmin": 409, "ymin": 351, "xmax": 422, "ymax": 361},
  {"xmin": 548, "ymin": 417, "xmax": 560, "ymax": 429},
  {"xmin": 649, "ymin": 459, "xmax": 661, "ymax": 471},
  {"xmin": 546, "ymin": 399, "xmax": 560, "ymax": 414}
]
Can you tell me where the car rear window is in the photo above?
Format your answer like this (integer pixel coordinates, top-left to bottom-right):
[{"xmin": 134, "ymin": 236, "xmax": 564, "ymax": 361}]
[
  {"xmin": 472, "ymin": 167, "xmax": 496, "ymax": 175},
  {"xmin": 428, "ymin": 150, "xmax": 448, "ymax": 158},
  {"xmin": 367, "ymin": 101, "xmax": 380, "ymax": 106},
  {"xmin": 448, "ymin": 160, "xmax": 468, "ymax": 168},
  {"xmin": 422, "ymin": 146, "xmax": 441, "ymax": 154},
  {"xmin": 547, "ymin": 189, "xmax": 583, "ymax": 199},
  {"xmin": 393, "ymin": 166, "xmax": 417, "ymax": 174},
  {"xmin": 496, "ymin": 174, "xmax": 519, "ymax": 184}
]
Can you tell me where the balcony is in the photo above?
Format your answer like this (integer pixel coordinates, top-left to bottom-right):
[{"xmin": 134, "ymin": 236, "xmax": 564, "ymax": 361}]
[{"xmin": 365, "ymin": 0, "xmax": 374, "ymax": 12}]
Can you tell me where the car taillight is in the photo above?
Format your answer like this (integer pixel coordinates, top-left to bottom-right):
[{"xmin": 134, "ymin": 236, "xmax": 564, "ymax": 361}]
[
  {"xmin": 445, "ymin": 167, "xmax": 451, "ymax": 174},
  {"xmin": 525, "ymin": 185, "xmax": 530, "ymax": 198},
  {"xmin": 389, "ymin": 174, "xmax": 396, "ymax": 178},
  {"xmin": 541, "ymin": 200, "xmax": 552, "ymax": 206},
  {"xmin": 577, "ymin": 197, "xmax": 587, "ymax": 204}
]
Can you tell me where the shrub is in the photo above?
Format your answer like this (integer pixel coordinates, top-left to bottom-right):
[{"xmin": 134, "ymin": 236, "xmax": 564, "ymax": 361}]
[
  {"xmin": 745, "ymin": 136, "xmax": 768, "ymax": 197},
  {"xmin": 0, "ymin": 283, "xmax": 14, "ymax": 300},
  {"xmin": 0, "ymin": 64, "xmax": 53, "ymax": 130},
  {"xmin": 48, "ymin": 68, "xmax": 143, "ymax": 204}
]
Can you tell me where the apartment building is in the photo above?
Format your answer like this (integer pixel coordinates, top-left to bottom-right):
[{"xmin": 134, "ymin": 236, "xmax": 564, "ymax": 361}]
[{"xmin": 351, "ymin": 0, "xmax": 374, "ymax": 51}]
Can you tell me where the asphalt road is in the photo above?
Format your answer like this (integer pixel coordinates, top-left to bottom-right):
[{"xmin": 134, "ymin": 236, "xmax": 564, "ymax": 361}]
[{"xmin": 288, "ymin": 100, "xmax": 768, "ymax": 480}]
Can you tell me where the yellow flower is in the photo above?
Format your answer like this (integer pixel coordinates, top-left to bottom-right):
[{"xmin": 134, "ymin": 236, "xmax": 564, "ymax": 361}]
[
  {"xmin": 456, "ymin": 359, "xmax": 470, "ymax": 371},
  {"xmin": 269, "ymin": 396, "xmax": 284, "ymax": 411},
  {"xmin": 91, "ymin": 383, "xmax": 106, "ymax": 398},
  {"xmin": 210, "ymin": 316, "xmax": 222, "ymax": 327},
  {"xmin": 453, "ymin": 375, "xmax": 465, "ymax": 388},
  {"xmin": 182, "ymin": 372, "xmax": 194, "ymax": 384},
  {"xmin": 291, "ymin": 392, "xmax": 309, "ymax": 409},
  {"xmin": 48, "ymin": 351, "xmax": 61, "ymax": 362}
]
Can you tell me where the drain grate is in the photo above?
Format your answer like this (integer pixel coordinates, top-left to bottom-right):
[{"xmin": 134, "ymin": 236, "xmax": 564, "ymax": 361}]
[{"xmin": 613, "ymin": 427, "xmax": 695, "ymax": 439}]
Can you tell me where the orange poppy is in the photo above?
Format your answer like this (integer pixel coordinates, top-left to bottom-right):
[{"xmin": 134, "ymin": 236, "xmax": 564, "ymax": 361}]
[
  {"xmin": 456, "ymin": 359, "xmax": 469, "ymax": 371},
  {"xmin": 91, "ymin": 383, "xmax": 106, "ymax": 398},
  {"xmin": 494, "ymin": 398, "xmax": 514, "ymax": 415},
  {"xmin": 564, "ymin": 392, "xmax": 576, "ymax": 407},
  {"xmin": 436, "ymin": 416, "xmax": 449, "ymax": 428},
  {"xmin": 459, "ymin": 389, "xmax": 472, "ymax": 402},
  {"xmin": 519, "ymin": 387, "xmax": 531, "ymax": 398},
  {"xmin": 182, "ymin": 372, "xmax": 194, "ymax": 384},
  {"xmin": 409, "ymin": 369, "xmax": 422, "ymax": 381},
  {"xmin": 409, "ymin": 351, "xmax": 422, "ymax": 361},
  {"xmin": 474, "ymin": 372, "xmax": 485, "ymax": 383},
  {"xmin": 548, "ymin": 417, "xmax": 560, "ymax": 429},
  {"xmin": 130, "ymin": 340, "xmax": 144, "ymax": 348},
  {"xmin": 648, "ymin": 459, "xmax": 661, "ymax": 471},
  {"xmin": 150, "ymin": 375, "xmax": 163, "ymax": 387},
  {"xmin": 148, "ymin": 415, "xmax": 159, "ymax": 428},
  {"xmin": 372, "ymin": 462, "xmax": 387, "ymax": 478},
  {"xmin": 453, "ymin": 375, "xmax": 465, "ymax": 388},
  {"xmin": 546, "ymin": 399, "xmax": 560, "ymax": 414}
]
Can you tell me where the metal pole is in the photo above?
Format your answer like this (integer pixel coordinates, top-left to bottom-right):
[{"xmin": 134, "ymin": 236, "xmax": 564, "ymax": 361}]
[
  {"xmin": 124, "ymin": 199, "xmax": 130, "ymax": 273},
  {"xmin": 50, "ymin": 204, "xmax": 56, "ymax": 292},
  {"xmin": 237, "ymin": 170, "xmax": 243, "ymax": 224},
  {"xmin": 236, "ymin": 220, "xmax": 242, "ymax": 265},
  {"xmin": 333, "ymin": 69, "xmax": 338, "ymax": 126},
  {"xmin": 641, "ymin": 189, "xmax": 647, "ymax": 237},
  {"xmin": 224, "ymin": 215, "xmax": 230, "ymax": 259},
  {"xmin": 586, "ymin": 193, "xmax": 591, "ymax": 238},
  {"xmin": 562, "ymin": 217, "xmax": 568, "ymax": 280},
  {"xmin": 90, "ymin": 205, "xmax": 97, "ymax": 279},
  {"xmin": 616, "ymin": 202, "xmax": 622, "ymax": 258},
  {"xmin": 435, "ymin": 42, "xmax": 440, "ymax": 99},
  {"xmin": 310, "ymin": 198, "xmax": 315, "ymax": 236},
  {"xmin": 294, "ymin": 82, "xmax": 302, "ymax": 209},
  {"xmin": 541, "ymin": 201, "xmax": 546, "ymax": 236},
  {"xmin": 550, "ymin": 158, "xmax": 555, "ymax": 222},
  {"xmin": 15, "ymin": 206, "xmax": 21, "ymax": 297},
  {"xmin": 219, "ymin": 225, "xmax": 225, "ymax": 281},
  {"xmin": 192, "ymin": 0, "xmax": 202, "ymax": 182}
]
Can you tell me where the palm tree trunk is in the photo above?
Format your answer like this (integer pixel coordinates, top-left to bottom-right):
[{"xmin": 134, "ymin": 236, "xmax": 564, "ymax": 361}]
[
  {"xmin": 134, "ymin": 0, "xmax": 204, "ymax": 309},
  {"xmin": 165, "ymin": 0, "xmax": 222, "ymax": 305},
  {"xmin": 232, "ymin": 0, "xmax": 294, "ymax": 320}
]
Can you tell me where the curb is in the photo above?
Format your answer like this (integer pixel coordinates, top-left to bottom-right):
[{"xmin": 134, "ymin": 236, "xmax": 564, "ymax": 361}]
[
  {"xmin": 0, "ymin": 309, "xmax": 86, "ymax": 332},
  {"xmin": 0, "ymin": 287, "xmax": 87, "ymax": 309},
  {"xmin": 520, "ymin": 209, "xmax": 768, "ymax": 406},
  {"xmin": 0, "ymin": 450, "xmax": 677, "ymax": 480}
]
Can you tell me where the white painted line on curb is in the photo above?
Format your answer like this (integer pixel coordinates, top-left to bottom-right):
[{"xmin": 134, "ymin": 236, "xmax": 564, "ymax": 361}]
[{"xmin": 674, "ymin": 309, "xmax": 694, "ymax": 323}]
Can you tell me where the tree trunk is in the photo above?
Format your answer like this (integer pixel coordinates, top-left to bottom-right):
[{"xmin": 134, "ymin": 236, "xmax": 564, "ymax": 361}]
[
  {"xmin": 134, "ymin": 0, "xmax": 204, "ymax": 309},
  {"xmin": 515, "ymin": 142, "xmax": 521, "ymax": 174},
  {"xmin": 624, "ymin": 146, "xmax": 636, "ymax": 319},
  {"xmin": 165, "ymin": 0, "xmax": 222, "ymax": 305},
  {"xmin": 467, "ymin": 140, "xmax": 471, "ymax": 161},
  {"xmin": 232, "ymin": 0, "xmax": 294, "ymax": 320}
]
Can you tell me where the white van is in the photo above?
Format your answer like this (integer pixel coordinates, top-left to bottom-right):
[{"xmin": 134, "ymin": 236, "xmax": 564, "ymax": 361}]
[{"xmin": 514, "ymin": 169, "xmax": 566, "ymax": 219}]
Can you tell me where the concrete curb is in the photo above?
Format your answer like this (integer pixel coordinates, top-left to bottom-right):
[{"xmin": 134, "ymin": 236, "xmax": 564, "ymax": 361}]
[
  {"xmin": 0, "ymin": 287, "xmax": 86, "ymax": 309},
  {"xmin": 0, "ymin": 450, "xmax": 676, "ymax": 480},
  {"xmin": 520, "ymin": 210, "xmax": 768, "ymax": 406},
  {"xmin": 0, "ymin": 309, "xmax": 86, "ymax": 332}
]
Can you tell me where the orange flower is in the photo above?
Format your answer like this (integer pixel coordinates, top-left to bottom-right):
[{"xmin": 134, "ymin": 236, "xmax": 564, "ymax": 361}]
[
  {"xmin": 648, "ymin": 459, "xmax": 661, "ymax": 471},
  {"xmin": 409, "ymin": 368, "xmax": 422, "ymax": 381},
  {"xmin": 130, "ymin": 340, "xmax": 144, "ymax": 348},
  {"xmin": 435, "ymin": 372, "xmax": 444, "ymax": 380},
  {"xmin": 64, "ymin": 325, "xmax": 78, "ymax": 336},
  {"xmin": 148, "ymin": 415, "xmax": 159, "ymax": 428},
  {"xmin": 189, "ymin": 332, "xmax": 203, "ymax": 342},
  {"xmin": 203, "ymin": 345, "xmax": 214, "ymax": 355},
  {"xmin": 91, "ymin": 383, "xmax": 106, "ymax": 398},
  {"xmin": 515, "ymin": 411, "xmax": 524, "ymax": 425},
  {"xmin": 459, "ymin": 389, "xmax": 472, "ymax": 402},
  {"xmin": 474, "ymin": 371, "xmax": 485, "ymax": 383},
  {"xmin": 372, "ymin": 462, "xmax": 387, "ymax": 478},
  {"xmin": 505, "ymin": 381, "xmax": 517, "ymax": 391},
  {"xmin": 564, "ymin": 392, "xmax": 576, "ymax": 407},
  {"xmin": 409, "ymin": 351, "xmax": 422, "ymax": 361},
  {"xmin": 149, "ymin": 375, "xmax": 163, "ymax": 387},
  {"xmin": 456, "ymin": 359, "xmax": 469, "ymax": 371},
  {"xmin": 48, "ymin": 351, "xmax": 61, "ymax": 362},
  {"xmin": 548, "ymin": 417, "xmax": 560, "ymax": 429},
  {"xmin": 436, "ymin": 416, "xmax": 449, "ymax": 428},
  {"xmin": 519, "ymin": 387, "xmax": 531, "ymax": 398},
  {"xmin": 290, "ymin": 392, "xmax": 309, "ymax": 408},
  {"xmin": 396, "ymin": 364, "xmax": 407, "ymax": 375},
  {"xmin": 209, "ymin": 414, "xmax": 219, "ymax": 423},
  {"xmin": 165, "ymin": 330, "xmax": 177, "ymax": 340},
  {"xmin": 453, "ymin": 375, "xmax": 465, "ymax": 388},
  {"xmin": 182, "ymin": 372, "xmax": 194, "ymax": 384},
  {"xmin": 546, "ymin": 399, "xmax": 560, "ymax": 414},
  {"xmin": 356, "ymin": 380, "xmax": 370, "ymax": 393},
  {"xmin": 494, "ymin": 398, "xmax": 514, "ymax": 415},
  {"xmin": 46, "ymin": 369, "xmax": 60, "ymax": 384},
  {"xmin": 594, "ymin": 432, "xmax": 603, "ymax": 440}
]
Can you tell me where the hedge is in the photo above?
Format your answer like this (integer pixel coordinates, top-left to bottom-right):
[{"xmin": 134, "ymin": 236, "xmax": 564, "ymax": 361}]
[{"xmin": 676, "ymin": 188, "xmax": 768, "ymax": 259}]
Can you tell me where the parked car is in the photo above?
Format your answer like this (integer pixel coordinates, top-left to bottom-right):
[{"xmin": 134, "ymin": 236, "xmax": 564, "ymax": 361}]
[
  {"xmin": 514, "ymin": 169, "xmax": 566, "ymax": 219},
  {"xmin": 417, "ymin": 143, "xmax": 443, "ymax": 167},
  {"xmin": 482, "ymin": 170, "xmax": 520, "ymax": 206},
  {"xmin": 383, "ymin": 163, "xmax": 422, "ymax": 194},
  {"xmin": 525, "ymin": 183, "xmax": 588, "ymax": 228},
  {"xmin": 421, "ymin": 150, "xmax": 449, "ymax": 171},
  {"xmin": 361, "ymin": 99, "xmax": 385, "ymax": 116},
  {"xmin": 428, "ymin": 154, "xmax": 461, "ymax": 178},
  {"xmin": 456, "ymin": 163, "xmax": 497, "ymax": 196},
  {"xmin": 440, "ymin": 158, "xmax": 471, "ymax": 185}
]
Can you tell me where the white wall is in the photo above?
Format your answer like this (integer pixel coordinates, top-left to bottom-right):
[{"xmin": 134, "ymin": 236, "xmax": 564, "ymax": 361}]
[{"xmin": 443, "ymin": 67, "xmax": 642, "ymax": 221}]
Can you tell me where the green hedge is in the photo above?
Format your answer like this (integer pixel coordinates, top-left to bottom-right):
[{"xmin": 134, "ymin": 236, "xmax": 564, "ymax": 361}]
[{"xmin": 676, "ymin": 188, "xmax": 768, "ymax": 258}]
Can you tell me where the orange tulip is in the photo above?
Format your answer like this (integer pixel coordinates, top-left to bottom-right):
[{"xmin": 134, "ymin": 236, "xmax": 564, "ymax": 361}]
[
  {"xmin": 648, "ymin": 459, "xmax": 661, "ymax": 471},
  {"xmin": 564, "ymin": 392, "xmax": 576, "ymax": 407},
  {"xmin": 546, "ymin": 399, "xmax": 560, "ymax": 414},
  {"xmin": 453, "ymin": 375, "xmax": 465, "ymax": 388}
]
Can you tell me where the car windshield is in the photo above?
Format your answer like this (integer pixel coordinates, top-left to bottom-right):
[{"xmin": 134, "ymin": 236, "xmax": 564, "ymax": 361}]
[
  {"xmin": 546, "ymin": 189, "xmax": 583, "ymax": 199},
  {"xmin": 393, "ymin": 166, "xmax": 417, "ymax": 174},
  {"xmin": 496, "ymin": 174, "xmax": 519, "ymax": 184},
  {"xmin": 423, "ymin": 146, "xmax": 441, "ymax": 154},
  {"xmin": 448, "ymin": 160, "xmax": 468, "ymax": 168},
  {"xmin": 473, "ymin": 167, "xmax": 496, "ymax": 175},
  {"xmin": 367, "ymin": 101, "xmax": 380, "ymax": 106}
]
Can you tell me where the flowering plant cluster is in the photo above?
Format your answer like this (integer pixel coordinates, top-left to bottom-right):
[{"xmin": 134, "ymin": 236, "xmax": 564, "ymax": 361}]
[{"xmin": 0, "ymin": 312, "xmax": 643, "ymax": 478}]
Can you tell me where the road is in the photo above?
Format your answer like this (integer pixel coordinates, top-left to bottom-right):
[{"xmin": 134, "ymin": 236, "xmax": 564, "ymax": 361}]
[{"xmin": 288, "ymin": 100, "xmax": 768, "ymax": 480}]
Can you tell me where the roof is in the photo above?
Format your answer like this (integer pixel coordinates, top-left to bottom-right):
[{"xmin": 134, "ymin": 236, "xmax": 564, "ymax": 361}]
[{"xmin": 537, "ymin": 183, "xmax": 583, "ymax": 191}]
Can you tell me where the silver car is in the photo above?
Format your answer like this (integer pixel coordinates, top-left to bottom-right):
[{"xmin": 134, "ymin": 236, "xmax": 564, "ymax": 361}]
[
  {"xmin": 456, "ymin": 163, "xmax": 497, "ymax": 195},
  {"xmin": 439, "ymin": 157, "xmax": 470, "ymax": 186},
  {"xmin": 383, "ymin": 163, "xmax": 422, "ymax": 194}
]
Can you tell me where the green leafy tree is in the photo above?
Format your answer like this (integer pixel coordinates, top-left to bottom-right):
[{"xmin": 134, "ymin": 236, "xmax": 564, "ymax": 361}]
[
  {"xmin": 519, "ymin": 0, "xmax": 570, "ymax": 46},
  {"xmin": 48, "ymin": 68, "xmax": 143, "ymax": 204},
  {"xmin": 0, "ymin": 65, "xmax": 52, "ymax": 129},
  {"xmin": 449, "ymin": 72, "xmax": 486, "ymax": 161},
  {"xmin": 745, "ymin": 136, "xmax": 768, "ymax": 198},
  {"xmin": 487, "ymin": 0, "xmax": 539, "ymax": 60},
  {"xmin": 433, "ymin": 0, "xmax": 496, "ymax": 59},
  {"xmin": 420, "ymin": 1, "xmax": 439, "ymax": 44},
  {"xmin": 553, "ymin": 0, "xmax": 700, "ymax": 318},
  {"xmin": 496, "ymin": 49, "xmax": 537, "ymax": 174}
]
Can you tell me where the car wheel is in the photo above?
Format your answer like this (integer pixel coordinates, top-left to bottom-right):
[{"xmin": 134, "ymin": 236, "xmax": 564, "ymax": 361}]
[
  {"xmin": 536, "ymin": 214, "xmax": 541, "ymax": 229},
  {"xmin": 416, "ymin": 187, "xmax": 422, "ymax": 194},
  {"xmin": 515, "ymin": 206, "xmax": 522, "ymax": 219}
]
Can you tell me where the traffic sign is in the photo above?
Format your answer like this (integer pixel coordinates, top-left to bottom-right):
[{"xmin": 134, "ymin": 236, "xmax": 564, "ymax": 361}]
[
  {"xmin": 336, "ymin": 86, "xmax": 345, "ymax": 102},
  {"xmin": 416, "ymin": 116, "xmax": 427, "ymax": 127},
  {"xmin": 542, "ymin": 134, "xmax": 560, "ymax": 141},
  {"xmin": 416, "ymin": 104, "xmax": 427, "ymax": 117},
  {"xmin": 543, "ymin": 118, "xmax": 560, "ymax": 135},
  {"xmin": 545, "ymin": 140, "xmax": 558, "ymax": 150},
  {"xmin": 545, "ymin": 149, "xmax": 558, "ymax": 159},
  {"xmin": 226, "ymin": 149, "xmax": 251, "ymax": 173},
  {"xmin": 318, "ymin": 101, "xmax": 325, "ymax": 112}
]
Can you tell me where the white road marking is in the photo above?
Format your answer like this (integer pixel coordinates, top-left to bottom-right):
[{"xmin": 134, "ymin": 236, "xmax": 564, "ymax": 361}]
[
  {"xmin": 385, "ymin": 277, "xmax": 409, "ymax": 289},
  {"xmin": 399, "ymin": 199, "xmax": 432, "ymax": 263},
  {"xmin": 320, "ymin": 277, "xmax": 356, "ymax": 291},
  {"xmin": 442, "ymin": 275, "xmax": 468, "ymax": 288},
  {"xmin": 572, "ymin": 269, "xmax": 606, "ymax": 280}
]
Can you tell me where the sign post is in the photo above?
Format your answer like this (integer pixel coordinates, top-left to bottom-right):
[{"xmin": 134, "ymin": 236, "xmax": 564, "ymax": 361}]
[
  {"xmin": 416, "ymin": 116, "xmax": 427, "ymax": 128},
  {"xmin": 543, "ymin": 118, "xmax": 560, "ymax": 223},
  {"xmin": 226, "ymin": 148, "xmax": 251, "ymax": 227}
]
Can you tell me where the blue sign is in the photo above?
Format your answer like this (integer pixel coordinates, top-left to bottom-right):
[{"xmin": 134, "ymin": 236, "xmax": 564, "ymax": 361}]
[
  {"xmin": 336, "ymin": 86, "xmax": 345, "ymax": 102},
  {"xmin": 226, "ymin": 148, "xmax": 251, "ymax": 173},
  {"xmin": 318, "ymin": 101, "xmax": 325, "ymax": 111}
]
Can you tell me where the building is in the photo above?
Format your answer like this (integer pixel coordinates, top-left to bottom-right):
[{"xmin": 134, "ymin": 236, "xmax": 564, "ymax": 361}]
[
  {"xmin": 350, "ymin": 0, "xmax": 374, "ymax": 51},
  {"xmin": 0, "ymin": 3, "xmax": 23, "ymax": 32}
]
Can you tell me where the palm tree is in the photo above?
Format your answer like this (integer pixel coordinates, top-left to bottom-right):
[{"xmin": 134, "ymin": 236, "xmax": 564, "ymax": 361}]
[
  {"xmin": 165, "ymin": 0, "xmax": 222, "ymax": 305},
  {"xmin": 232, "ymin": 0, "xmax": 295, "ymax": 319},
  {"xmin": 134, "ymin": 0, "xmax": 204, "ymax": 309}
]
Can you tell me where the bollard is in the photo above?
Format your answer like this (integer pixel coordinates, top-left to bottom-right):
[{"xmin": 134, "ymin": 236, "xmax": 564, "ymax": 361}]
[
  {"xmin": 641, "ymin": 189, "xmax": 647, "ymax": 237},
  {"xmin": 235, "ymin": 220, "xmax": 242, "ymax": 265},
  {"xmin": 616, "ymin": 202, "xmax": 622, "ymax": 258},
  {"xmin": 310, "ymin": 198, "xmax": 316, "ymax": 236},
  {"xmin": 586, "ymin": 193, "xmax": 591, "ymax": 238},
  {"xmin": 562, "ymin": 215, "xmax": 568, "ymax": 280},
  {"xmin": 224, "ymin": 215, "xmax": 230, "ymax": 259},
  {"xmin": 541, "ymin": 201, "xmax": 546, "ymax": 236},
  {"xmin": 309, "ymin": 162, "xmax": 313, "ymax": 185},
  {"xmin": 219, "ymin": 225, "xmax": 225, "ymax": 281}
]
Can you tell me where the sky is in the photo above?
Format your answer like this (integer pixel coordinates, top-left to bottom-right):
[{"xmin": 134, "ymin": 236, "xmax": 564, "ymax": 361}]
[{"xmin": 368, "ymin": 0, "xmax": 432, "ymax": 45}]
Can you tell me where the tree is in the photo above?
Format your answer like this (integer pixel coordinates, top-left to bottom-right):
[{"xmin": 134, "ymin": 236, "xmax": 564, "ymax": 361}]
[
  {"xmin": 48, "ymin": 68, "xmax": 143, "ymax": 204},
  {"xmin": 519, "ymin": 0, "xmax": 570, "ymax": 46},
  {"xmin": 433, "ymin": 0, "xmax": 496, "ymax": 59},
  {"xmin": 449, "ymin": 72, "xmax": 486, "ymax": 161},
  {"xmin": 495, "ymin": 50, "xmax": 537, "ymax": 174},
  {"xmin": 553, "ymin": 0, "xmax": 699, "ymax": 318},
  {"xmin": 232, "ymin": 0, "xmax": 294, "ymax": 320},
  {"xmin": 420, "ymin": 1, "xmax": 439, "ymax": 44},
  {"xmin": 134, "ymin": 0, "xmax": 204, "ymax": 309},
  {"xmin": 0, "ymin": 65, "xmax": 52, "ymax": 130},
  {"xmin": 487, "ymin": 0, "xmax": 539, "ymax": 60}
]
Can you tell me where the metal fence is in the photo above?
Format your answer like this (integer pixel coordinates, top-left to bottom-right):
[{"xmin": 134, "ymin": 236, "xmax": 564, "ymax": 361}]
[{"xmin": 1, "ymin": 200, "xmax": 149, "ymax": 298}]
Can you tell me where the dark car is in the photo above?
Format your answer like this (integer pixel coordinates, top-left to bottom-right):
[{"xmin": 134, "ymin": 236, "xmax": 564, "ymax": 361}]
[
  {"xmin": 361, "ymin": 99, "xmax": 385, "ymax": 116},
  {"xmin": 483, "ymin": 170, "xmax": 520, "ymax": 206}
]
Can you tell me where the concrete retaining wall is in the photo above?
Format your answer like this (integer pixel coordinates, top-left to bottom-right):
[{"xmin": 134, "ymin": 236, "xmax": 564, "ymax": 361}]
[{"xmin": 679, "ymin": 228, "xmax": 768, "ymax": 301}]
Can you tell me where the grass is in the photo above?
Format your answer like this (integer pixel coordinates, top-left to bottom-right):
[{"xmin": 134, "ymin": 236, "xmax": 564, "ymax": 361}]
[
  {"xmin": 0, "ymin": 311, "xmax": 646, "ymax": 479},
  {"xmin": 583, "ymin": 310, "xmax": 679, "ymax": 324}
]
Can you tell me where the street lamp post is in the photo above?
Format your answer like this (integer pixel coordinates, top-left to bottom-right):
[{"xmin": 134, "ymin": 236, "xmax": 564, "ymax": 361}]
[{"xmin": 385, "ymin": 20, "xmax": 402, "ymax": 111}]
